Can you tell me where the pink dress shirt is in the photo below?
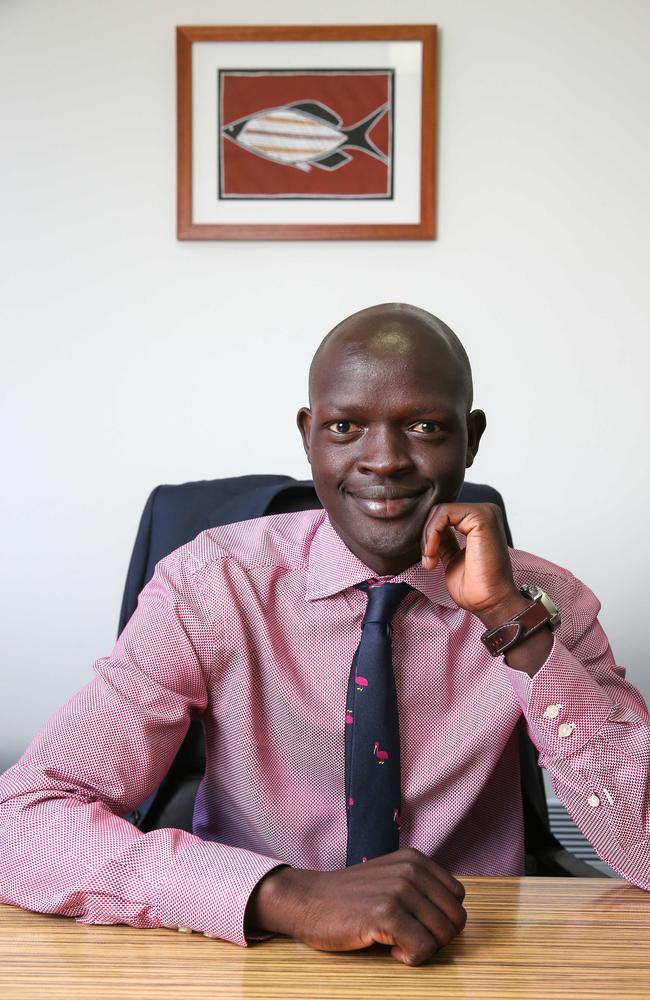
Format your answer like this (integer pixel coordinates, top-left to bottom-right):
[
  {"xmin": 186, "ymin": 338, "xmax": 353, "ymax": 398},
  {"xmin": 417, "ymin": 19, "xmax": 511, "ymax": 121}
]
[{"xmin": 0, "ymin": 510, "xmax": 648, "ymax": 945}]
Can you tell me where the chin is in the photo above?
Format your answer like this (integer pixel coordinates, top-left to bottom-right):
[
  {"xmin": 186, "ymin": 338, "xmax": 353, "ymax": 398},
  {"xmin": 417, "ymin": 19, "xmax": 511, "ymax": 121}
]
[{"xmin": 357, "ymin": 521, "xmax": 423, "ymax": 569}]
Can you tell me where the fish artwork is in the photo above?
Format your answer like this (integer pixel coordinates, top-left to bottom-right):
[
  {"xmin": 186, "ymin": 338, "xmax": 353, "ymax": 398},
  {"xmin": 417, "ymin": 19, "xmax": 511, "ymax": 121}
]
[{"xmin": 221, "ymin": 100, "xmax": 389, "ymax": 172}]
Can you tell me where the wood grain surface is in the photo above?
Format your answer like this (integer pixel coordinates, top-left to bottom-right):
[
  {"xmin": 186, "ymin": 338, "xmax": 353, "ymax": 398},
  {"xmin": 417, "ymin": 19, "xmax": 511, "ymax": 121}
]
[{"xmin": 1, "ymin": 877, "xmax": 649, "ymax": 999}]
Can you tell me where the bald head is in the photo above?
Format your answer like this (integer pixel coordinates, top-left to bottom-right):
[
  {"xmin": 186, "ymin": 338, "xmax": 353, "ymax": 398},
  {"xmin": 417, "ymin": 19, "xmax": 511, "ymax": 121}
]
[
  {"xmin": 309, "ymin": 303, "xmax": 473, "ymax": 411},
  {"xmin": 298, "ymin": 303, "xmax": 486, "ymax": 575}
]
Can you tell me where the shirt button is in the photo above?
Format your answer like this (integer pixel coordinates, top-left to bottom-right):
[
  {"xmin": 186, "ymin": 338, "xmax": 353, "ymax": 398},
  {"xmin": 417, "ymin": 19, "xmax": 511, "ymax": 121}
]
[
  {"xmin": 204, "ymin": 932, "xmax": 217, "ymax": 938},
  {"xmin": 177, "ymin": 926, "xmax": 193, "ymax": 934},
  {"xmin": 587, "ymin": 793, "xmax": 600, "ymax": 808},
  {"xmin": 558, "ymin": 722, "xmax": 575, "ymax": 738},
  {"xmin": 543, "ymin": 704, "xmax": 561, "ymax": 719}
]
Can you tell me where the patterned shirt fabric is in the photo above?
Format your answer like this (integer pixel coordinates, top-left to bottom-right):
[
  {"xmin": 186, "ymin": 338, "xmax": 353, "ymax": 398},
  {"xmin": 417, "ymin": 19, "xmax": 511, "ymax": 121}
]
[{"xmin": 0, "ymin": 510, "xmax": 649, "ymax": 948}]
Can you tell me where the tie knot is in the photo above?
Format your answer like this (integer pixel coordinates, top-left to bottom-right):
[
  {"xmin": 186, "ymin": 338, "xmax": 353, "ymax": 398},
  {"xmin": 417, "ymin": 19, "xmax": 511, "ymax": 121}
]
[{"xmin": 356, "ymin": 580, "xmax": 412, "ymax": 625}]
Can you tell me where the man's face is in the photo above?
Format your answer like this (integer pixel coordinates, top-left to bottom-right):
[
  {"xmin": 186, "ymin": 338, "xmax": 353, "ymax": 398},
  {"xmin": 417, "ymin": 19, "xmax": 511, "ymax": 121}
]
[{"xmin": 298, "ymin": 335, "xmax": 485, "ymax": 575}]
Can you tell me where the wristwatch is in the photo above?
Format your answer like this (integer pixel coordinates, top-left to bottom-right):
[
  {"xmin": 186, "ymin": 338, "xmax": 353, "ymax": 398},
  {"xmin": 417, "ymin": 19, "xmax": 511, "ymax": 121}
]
[{"xmin": 481, "ymin": 584, "xmax": 561, "ymax": 657}]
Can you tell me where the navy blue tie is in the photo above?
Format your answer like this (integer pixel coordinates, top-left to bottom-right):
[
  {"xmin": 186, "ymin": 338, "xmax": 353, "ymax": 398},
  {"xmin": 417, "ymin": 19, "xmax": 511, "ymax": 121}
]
[{"xmin": 345, "ymin": 580, "xmax": 412, "ymax": 866}]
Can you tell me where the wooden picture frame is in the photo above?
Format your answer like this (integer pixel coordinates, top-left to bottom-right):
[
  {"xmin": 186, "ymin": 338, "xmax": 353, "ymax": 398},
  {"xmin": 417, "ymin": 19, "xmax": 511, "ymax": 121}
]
[{"xmin": 177, "ymin": 25, "xmax": 437, "ymax": 240}]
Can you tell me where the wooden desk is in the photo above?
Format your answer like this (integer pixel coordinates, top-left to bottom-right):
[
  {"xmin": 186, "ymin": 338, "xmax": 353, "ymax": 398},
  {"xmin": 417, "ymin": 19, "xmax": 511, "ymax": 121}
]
[{"xmin": 1, "ymin": 877, "xmax": 648, "ymax": 999}]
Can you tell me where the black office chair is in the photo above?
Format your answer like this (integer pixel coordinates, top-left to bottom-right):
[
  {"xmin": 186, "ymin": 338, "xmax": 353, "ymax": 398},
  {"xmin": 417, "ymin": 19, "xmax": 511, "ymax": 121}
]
[{"xmin": 121, "ymin": 476, "xmax": 603, "ymax": 877}]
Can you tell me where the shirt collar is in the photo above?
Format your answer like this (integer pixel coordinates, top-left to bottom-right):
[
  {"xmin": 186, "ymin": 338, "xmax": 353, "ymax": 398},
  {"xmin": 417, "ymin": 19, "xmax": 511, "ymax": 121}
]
[{"xmin": 306, "ymin": 513, "xmax": 458, "ymax": 609}]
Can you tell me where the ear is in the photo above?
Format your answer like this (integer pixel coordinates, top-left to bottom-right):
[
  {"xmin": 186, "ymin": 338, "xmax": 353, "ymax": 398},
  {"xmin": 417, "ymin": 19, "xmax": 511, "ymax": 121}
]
[
  {"xmin": 465, "ymin": 409, "xmax": 486, "ymax": 469},
  {"xmin": 296, "ymin": 407, "xmax": 313, "ymax": 463}
]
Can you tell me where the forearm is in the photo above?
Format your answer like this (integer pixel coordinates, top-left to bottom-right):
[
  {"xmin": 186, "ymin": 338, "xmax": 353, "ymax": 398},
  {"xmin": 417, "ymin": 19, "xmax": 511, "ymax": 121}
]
[
  {"xmin": 0, "ymin": 770, "xmax": 281, "ymax": 944},
  {"xmin": 506, "ymin": 631, "xmax": 650, "ymax": 889}
]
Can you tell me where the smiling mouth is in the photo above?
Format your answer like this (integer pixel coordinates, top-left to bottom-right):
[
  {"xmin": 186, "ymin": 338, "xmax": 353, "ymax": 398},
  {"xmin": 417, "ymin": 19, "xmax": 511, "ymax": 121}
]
[{"xmin": 347, "ymin": 487, "xmax": 428, "ymax": 519}]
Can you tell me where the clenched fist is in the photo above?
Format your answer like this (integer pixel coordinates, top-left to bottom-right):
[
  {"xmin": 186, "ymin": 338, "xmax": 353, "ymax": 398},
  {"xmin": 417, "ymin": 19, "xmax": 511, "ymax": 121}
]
[{"xmin": 245, "ymin": 848, "xmax": 467, "ymax": 966}]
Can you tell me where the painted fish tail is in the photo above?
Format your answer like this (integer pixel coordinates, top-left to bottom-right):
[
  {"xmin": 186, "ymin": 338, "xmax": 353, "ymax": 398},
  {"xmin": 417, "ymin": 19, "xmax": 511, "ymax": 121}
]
[{"xmin": 343, "ymin": 104, "xmax": 389, "ymax": 161}]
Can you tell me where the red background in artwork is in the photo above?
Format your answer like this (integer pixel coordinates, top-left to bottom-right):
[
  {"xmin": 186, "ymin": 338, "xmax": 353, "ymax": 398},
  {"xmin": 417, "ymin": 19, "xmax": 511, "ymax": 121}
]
[{"xmin": 220, "ymin": 72, "xmax": 391, "ymax": 197}]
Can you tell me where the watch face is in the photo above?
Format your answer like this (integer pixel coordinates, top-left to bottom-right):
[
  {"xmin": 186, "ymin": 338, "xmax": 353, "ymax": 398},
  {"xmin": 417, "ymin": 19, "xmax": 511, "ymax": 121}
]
[
  {"xmin": 539, "ymin": 591, "xmax": 560, "ymax": 619},
  {"xmin": 520, "ymin": 583, "xmax": 560, "ymax": 625}
]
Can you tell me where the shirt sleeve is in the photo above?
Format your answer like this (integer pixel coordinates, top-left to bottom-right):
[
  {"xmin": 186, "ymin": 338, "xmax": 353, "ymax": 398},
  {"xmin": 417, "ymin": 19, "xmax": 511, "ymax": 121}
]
[
  {"xmin": 0, "ymin": 550, "xmax": 282, "ymax": 945},
  {"xmin": 504, "ymin": 572, "xmax": 650, "ymax": 888}
]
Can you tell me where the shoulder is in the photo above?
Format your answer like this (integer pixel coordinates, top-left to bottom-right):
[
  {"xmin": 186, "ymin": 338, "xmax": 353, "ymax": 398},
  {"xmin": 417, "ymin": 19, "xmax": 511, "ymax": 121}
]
[{"xmin": 163, "ymin": 509, "xmax": 327, "ymax": 579}]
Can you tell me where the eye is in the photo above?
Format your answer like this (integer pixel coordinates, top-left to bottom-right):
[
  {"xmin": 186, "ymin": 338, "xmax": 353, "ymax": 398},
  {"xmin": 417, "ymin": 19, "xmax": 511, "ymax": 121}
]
[
  {"xmin": 327, "ymin": 420, "xmax": 360, "ymax": 435},
  {"xmin": 410, "ymin": 420, "xmax": 440, "ymax": 434}
]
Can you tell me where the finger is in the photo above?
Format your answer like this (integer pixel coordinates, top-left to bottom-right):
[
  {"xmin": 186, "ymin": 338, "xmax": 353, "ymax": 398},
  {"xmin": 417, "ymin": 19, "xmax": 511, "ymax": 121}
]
[
  {"xmin": 373, "ymin": 908, "xmax": 439, "ymax": 966},
  {"xmin": 423, "ymin": 502, "xmax": 506, "ymax": 568},
  {"xmin": 421, "ymin": 505, "xmax": 443, "ymax": 566},
  {"xmin": 382, "ymin": 854, "xmax": 466, "ymax": 934},
  {"xmin": 421, "ymin": 505, "xmax": 469, "ymax": 565},
  {"xmin": 397, "ymin": 868, "xmax": 467, "ymax": 933},
  {"xmin": 423, "ymin": 859, "xmax": 467, "ymax": 903},
  {"xmin": 422, "ymin": 527, "xmax": 461, "ymax": 572},
  {"xmin": 396, "ymin": 882, "xmax": 464, "ymax": 950},
  {"xmin": 417, "ymin": 875, "xmax": 467, "ymax": 932},
  {"xmin": 389, "ymin": 848, "xmax": 466, "ymax": 904},
  {"xmin": 437, "ymin": 526, "xmax": 463, "ymax": 570}
]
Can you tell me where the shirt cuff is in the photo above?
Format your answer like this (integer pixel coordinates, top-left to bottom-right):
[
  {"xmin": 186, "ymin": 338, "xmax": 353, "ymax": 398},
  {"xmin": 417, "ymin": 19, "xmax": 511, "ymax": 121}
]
[
  {"xmin": 155, "ymin": 835, "xmax": 284, "ymax": 946},
  {"xmin": 503, "ymin": 634, "xmax": 616, "ymax": 757}
]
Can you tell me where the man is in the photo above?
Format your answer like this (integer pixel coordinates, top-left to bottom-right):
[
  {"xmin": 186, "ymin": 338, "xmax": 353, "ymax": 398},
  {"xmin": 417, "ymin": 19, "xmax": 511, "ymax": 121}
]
[{"xmin": 0, "ymin": 304, "xmax": 648, "ymax": 967}]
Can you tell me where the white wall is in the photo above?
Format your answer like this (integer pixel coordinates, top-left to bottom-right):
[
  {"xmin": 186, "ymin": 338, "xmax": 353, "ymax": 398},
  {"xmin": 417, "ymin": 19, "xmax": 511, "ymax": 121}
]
[{"xmin": 2, "ymin": 0, "xmax": 649, "ymax": 767}]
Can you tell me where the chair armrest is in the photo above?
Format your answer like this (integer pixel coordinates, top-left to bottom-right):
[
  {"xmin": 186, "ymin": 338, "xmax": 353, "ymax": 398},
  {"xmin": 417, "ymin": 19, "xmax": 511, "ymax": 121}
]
[{"xmin": 527, "ymin": 847, "xmax": 608, "ymax": 878}]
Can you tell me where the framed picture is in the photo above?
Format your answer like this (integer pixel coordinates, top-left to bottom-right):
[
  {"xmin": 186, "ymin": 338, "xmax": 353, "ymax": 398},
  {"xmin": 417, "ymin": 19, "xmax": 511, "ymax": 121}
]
[{"xmin": 177, "ymin": 25, "xmax": 437, "ymax": 240}]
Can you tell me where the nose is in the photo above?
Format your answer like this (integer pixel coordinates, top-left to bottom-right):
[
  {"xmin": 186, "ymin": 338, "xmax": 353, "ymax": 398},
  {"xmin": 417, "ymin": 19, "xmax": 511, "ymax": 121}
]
[{"xmin": 356, "ymin": 424, "xmax": 414, "ymax": 477}]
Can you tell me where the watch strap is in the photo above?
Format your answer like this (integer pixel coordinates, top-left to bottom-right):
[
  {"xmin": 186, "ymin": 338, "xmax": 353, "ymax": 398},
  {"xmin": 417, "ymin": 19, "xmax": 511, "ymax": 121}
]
[{"xmin": 481, "ymin": 598, "xmax": 553, "ymax": 657}]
